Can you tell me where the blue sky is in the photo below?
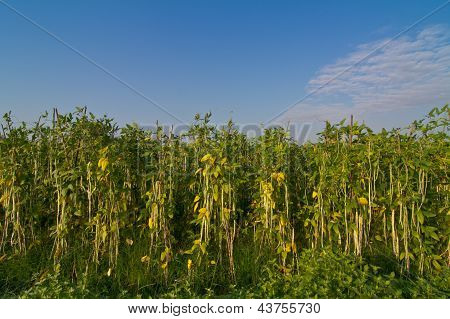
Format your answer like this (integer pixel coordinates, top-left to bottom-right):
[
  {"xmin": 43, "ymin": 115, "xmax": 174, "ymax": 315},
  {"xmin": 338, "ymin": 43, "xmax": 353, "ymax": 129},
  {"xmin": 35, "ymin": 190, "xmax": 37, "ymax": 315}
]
[{"xmin": 0, "ymin": 0, "xmax": 449, "ymax": 133}]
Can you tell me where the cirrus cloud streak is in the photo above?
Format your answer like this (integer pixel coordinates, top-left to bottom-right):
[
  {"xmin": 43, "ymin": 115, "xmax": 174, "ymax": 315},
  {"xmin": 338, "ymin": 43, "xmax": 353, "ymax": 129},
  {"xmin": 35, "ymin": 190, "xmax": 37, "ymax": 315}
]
[{"xmin": 282, "ymin": 25, "xmax": 450, "ymax": 124}]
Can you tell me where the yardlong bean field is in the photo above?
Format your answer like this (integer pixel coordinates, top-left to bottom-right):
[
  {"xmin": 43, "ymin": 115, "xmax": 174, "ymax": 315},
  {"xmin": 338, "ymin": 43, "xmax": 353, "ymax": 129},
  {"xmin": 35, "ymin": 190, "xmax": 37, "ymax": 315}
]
[{"xmin": 0, "ymin": 106, "xmax": 449, "ymax": 298}]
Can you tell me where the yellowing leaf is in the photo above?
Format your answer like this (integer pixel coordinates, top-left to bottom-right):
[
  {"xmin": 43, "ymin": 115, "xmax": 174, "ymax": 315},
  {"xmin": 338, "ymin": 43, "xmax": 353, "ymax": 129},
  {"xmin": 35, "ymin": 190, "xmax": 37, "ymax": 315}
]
[
  {"xmin": 148, "ymin": 217, "xmax": 154, "ymax": 229},
  {"xmin": 292, "ymin": 243, "xmax": 297, "ymax": 253},
  {"xmin": 187, "ymin": 259, "xmax": 193, "ymax": 270},
  {"xmin": 194, "ymin": 195, "xmax": 200, "ymax": 203},
  {"xmin": 151, "ymin": 202, "xmax": 158, "ymax": 215},
  {"xmin": 0, "ymin": 193, "xmax": 8, "ymax": 204},
  {"xmin": 285, "ymin": 243, "xmax": 291, "ymax": 252},
  {"xmin": 126, "ymin": 238, "xmax": 134, "ymax": 246},
  {"xmin": 141, "ymin": 255, "xmax": 150, "ymax": 263},
  {"xmin": 276, "ymin": 172, "xmax": 285, "ymax": 183},
  {"xmin": 198, "ymin": 207, "xmax": 207, "ymax": 218},
  {"xmin": 201, "ymin": 154, "xmax": 212, "ymax": 162},
  {"xmin": 312, "ymin": 191, "xmax": 318, "ymax": 199},
  {"xmin": 200, "ymin": 242, "xmax": 207, "ymax": 254},
  {"xmin": 98, "ymin": 157, "xmax": 109, "ymax": 171},
  {"xmin": 358, "ymin": 197, "xmax": 368, "ymax": 205}
]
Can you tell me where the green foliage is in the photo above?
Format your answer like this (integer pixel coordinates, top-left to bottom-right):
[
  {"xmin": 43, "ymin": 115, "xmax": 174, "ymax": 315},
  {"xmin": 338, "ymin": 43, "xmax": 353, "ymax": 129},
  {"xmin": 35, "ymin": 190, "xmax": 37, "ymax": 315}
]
[
  {"xmin": 20, "ymin": 269, "xmax": 92, "ymax": 299},
  {"xmin": 237, "ymin": 248, "xmax": 449, "ymax": 298},
  {"xmin": 239, "ymin": 249, "xmax": 399, "ymax": 298},
  {"xmin": 0, "ymin": 105, "xmax": 448, "ymax": 298}
]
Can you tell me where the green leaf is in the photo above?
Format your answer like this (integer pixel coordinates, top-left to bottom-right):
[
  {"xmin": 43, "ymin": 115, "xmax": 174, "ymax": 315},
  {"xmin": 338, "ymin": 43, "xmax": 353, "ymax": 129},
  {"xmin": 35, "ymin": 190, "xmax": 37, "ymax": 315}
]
[
  {"xmin": 417, "ymin": 211, "xmax": 424, "ymax": 224},
  {"xmin": 430, "ymin": 232, "xmax": 439, "ymax": 241},
  {"xmin": 432, "ymin": 260, "xmax": 441, "ymax": 270}
]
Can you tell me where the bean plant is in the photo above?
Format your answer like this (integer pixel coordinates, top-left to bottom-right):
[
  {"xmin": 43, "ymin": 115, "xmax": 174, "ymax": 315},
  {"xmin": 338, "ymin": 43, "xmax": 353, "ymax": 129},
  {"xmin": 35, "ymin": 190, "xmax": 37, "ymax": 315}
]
[{"xmin": 0, "ymin": 106, "xmax": 448, "ymax": 293}]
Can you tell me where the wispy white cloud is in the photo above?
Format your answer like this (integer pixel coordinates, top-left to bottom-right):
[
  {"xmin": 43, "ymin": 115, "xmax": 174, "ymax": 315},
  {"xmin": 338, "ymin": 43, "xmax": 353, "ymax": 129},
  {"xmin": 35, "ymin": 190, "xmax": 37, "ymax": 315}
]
[{"xmin": 282, "ymin": 25, "xmax": 450, "ymax": 123}]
